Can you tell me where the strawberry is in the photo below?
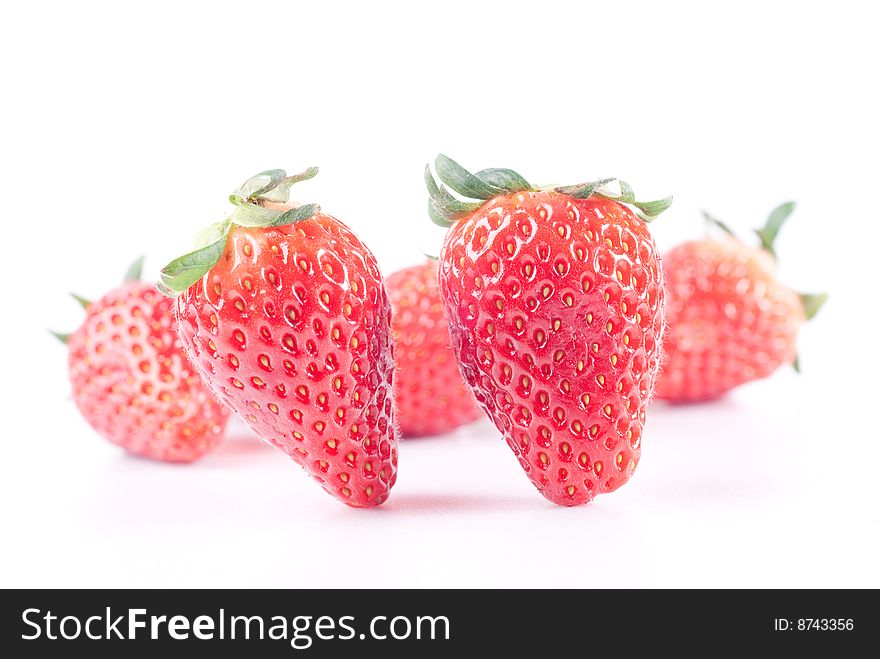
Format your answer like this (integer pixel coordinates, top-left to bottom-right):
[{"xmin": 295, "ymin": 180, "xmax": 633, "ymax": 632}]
[
  {"xmin": 388, "ymin": 261, "xmax": 481, "ymax": 437},
  {"xmin": 54, "ymin": 258, "xmax": 229, "ymax": 462},
  {"xmin": 426, "ymin": 155, "xmax": 671, "ymax": 505},
  {"xmin": 158, "ymin": 168, "xmax": 397, "ymax": 507},
  {"xmin": 655, "ymin": 203, "xmax": 827, "ymax": 402}
]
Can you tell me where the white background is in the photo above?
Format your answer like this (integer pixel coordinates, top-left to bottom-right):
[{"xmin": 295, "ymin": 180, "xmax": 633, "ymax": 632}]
[{"xmin": 1, "ymin": 1, "xmax": 878, "ymax": 588}]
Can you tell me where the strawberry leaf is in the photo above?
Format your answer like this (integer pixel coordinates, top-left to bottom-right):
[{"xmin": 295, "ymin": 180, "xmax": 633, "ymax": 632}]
[
  {"xmin": 229, "ymin": 203, "xmax": 285, "ymax": 228},
  {"xmin": 194, "ymin": 219, "xmax": 232, "ymax": 249},
  {"xmin": 755, "ymin": 201, "xmax": 795, "ymax": 257},
  {"xmin": 702, "ymin": 210, "xmax": 736, "ymax": 236},
  {"xmin": 435, "ymin": 154, "xmax": 505, "ymax": 200},
  {"xmin": 557, "ymin": 178, "xmax": 672, "ymax": 223},
  {"xmin": 71, "ymin": 293, "xmax": 91, "ymax": 309},
  {"xmin": 49, "ymin": 330, "xmax": 71, "ymax": 345},
  {"xmin": 425, "ymin": 165, "xmax": 481, "ymax": 224},
  {"xmin": 632, "ymin": 196, "xmax": 674, "ymax": 222},
  {"xmin": 257, "ymin": 167, "xmax": 319, "ymax": 203},
  {"xmin": 231, "ymin": 169, "xmax": 287, "ymax": 205},
  {"xmin": 474, "ymin": 168, "xmax": 531, "ymax": 193},
  {"xmin": 124, "ymin": 255, "xmax": 145, "ymax": 282},
  {"xmin": 229, "ymin": 200, "xmax": 319, "ymax": 229},
  {"xmin": 425, "ymin": 155, "xmax": 672, "ymax": 227},
  {"xmin": 155, "ymin": 280, "xmax": 175, "ymax": 297},
  {"xmin": 267, "ymin": 203, "xmax": 320, "ymax": 227},
  {"xmin": 799, "ymin": 292, "xmax": 828, "ymax": 321},
  {"xmin": 428, "ymin": 200, "xmax": 454, "ymax": 227},
  {"xmin": 597, "ymin": 179, "xmax": 636, "ymax": 204},
  {"xmin": 161, "ymin": 167, "xmax": 321, "ymax": 297},
  {"xmin": 158, "ymin": 237, "xmax": 228, "ymax": 295},
  {"xmin": 436, "ymin": 187, "xmax": 481, "ymax": 215},
  {"xmin": 555, "ymin": 178, "xmax": 615, "ymax": 199}
]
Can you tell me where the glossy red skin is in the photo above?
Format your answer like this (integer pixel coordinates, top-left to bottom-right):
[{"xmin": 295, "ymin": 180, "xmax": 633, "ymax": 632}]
[
  {"xmin": 68, "ymin": 282, "xmax": 229, "ymax": 462},
  {"xmin": 656, "ymin": 238, "xmax": 804, "ymax": 402},
  {"xmin": 175, "ymin": 213, "xmax": 397, "ymax": 507},
  {"xmin": 439, "ymin": 191, "xmax": 665, "ymax": 505},
  {"xmin": 388, "ymin": 262, "xmax": 481, "ymax": 437}
]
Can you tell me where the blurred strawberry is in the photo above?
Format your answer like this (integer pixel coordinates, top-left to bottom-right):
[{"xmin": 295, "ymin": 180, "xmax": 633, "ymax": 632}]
[
  {"xmin": 388, "ymin": 261, "xmax": 481, "ymax": 437},
  {"xmin": 55, "ymin": 258, "xmax": 229, "ymax": 462},
  {"xmin": 656, "ymin": 202, "xmax": 827, "ymax": 402}
]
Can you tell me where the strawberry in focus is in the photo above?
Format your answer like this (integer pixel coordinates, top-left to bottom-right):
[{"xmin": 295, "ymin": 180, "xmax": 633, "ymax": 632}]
[
  {"xmin": 388, "ymin": 261, "xmax": 481, "ymax": 437},
  {"xmin": 56, "ymin": 259, "xmax": 229, "ymax": 462},
  {"xmin": 159, "ymin": 168, "xmax": 397, "ymax": 507},
  {"xmin": 427, "ymin": 155, "xmax": 671, "ymax": 505},
  {"xmin": 655, "ymin": 203, "xmax": 827, "ymax": 402}
]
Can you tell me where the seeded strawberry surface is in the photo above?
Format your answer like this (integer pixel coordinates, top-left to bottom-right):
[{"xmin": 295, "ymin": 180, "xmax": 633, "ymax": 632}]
[
  {"xmin": 439, "ymin": 192, "xmax": 665, "ymax": 505},
  {"xmin": 388, "ymin": 262, "xmax": 481, "ymax": 437},
  {"xmin": 68, "ymin": 282, "xmax": 229, "ymax": 462},
  {"xmin": 656, "ymin": 238, "xmax": 804, "ymax": 402},
  {"xmin": 174, "ymin": 214, "xmax": 398, "ymax": 507}
]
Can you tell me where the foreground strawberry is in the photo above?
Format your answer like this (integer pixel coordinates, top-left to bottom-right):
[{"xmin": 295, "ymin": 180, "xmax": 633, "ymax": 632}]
[
  {"xmin": 55, "ymin": 259, "xmax": 229, "ymax": 462},
  {"xmin": 427, "ymin": 155, "xmax": 671, "ymax": 505},
  {"xmin": 388, "ymin": 261, "xmax": 481, "ymax": 437},
  {"xmin": 655, "ymin": 203, "xmax": 827, "ymax": 402},
  {"xmin": 159, "ymin": 168, "xmax": 397, "ymax": 507}
]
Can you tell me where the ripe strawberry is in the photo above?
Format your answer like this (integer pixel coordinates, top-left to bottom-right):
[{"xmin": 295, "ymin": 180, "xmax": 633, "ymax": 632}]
[
  {"xmin": 388, "ymin": 261, "xmax": 481, "ymax": 437},
  {"xmin": 159, "ymin": 168, "xmax": 397, "ymax": 507},
  {"xmin": 426, "ymin": 155, "xmax": 671, "ymax": 505},
  {"xmin": 55, "ymin": 258, "xmax": 229, "ymax": 462},
  {"xmin": 655, "ymin": 203, "xmax": 827, "ymax": 402}
]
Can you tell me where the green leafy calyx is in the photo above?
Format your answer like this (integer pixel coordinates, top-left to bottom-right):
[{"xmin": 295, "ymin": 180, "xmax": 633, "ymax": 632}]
[
  {"xmin": 50, "ymin": 330, "xmax": 71, "ymax": 345},
  {"xmin": 755, "ymin": 201, "xmax": 795, "ymax": 258},
  {"xmin": 70, "ymin": 293, "xmax": 91, "ymax": 310},
  {"xmin": 52, "ymin": 256, "xmax": 148, "ymax": 345},
  {"xmin": 708, "ymin": 202, "xmax": 798, "ymax": 261},
  {"xmin": 158, "ymin": 168, "xmax": 321, "ymax": 296},
  {"xmin": 702, "ymin": 210, "xmax": 736, "ymax": 236},
  {"xmin": 124, "ymin": 255, "xmax": 145, "ymax": 283},
  {"xmin": 799, "ymin": 292, "xmax": 828, "ymax": 321},
  {"xmin": 425, "ymin": 154, "xmax": 672, "ymax": 227}
]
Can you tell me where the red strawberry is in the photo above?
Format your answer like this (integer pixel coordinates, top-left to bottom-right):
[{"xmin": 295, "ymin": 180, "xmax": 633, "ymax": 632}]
[
  {"xmin": 159, "ymin": 168, "xmax": 397, "ymax": 507},
  {"xmin": 655, "ymin": 203, "xmax": 826, "ymax": 402},
  {"xmin": 56, "ymin": 258, "xmax": 229, "ymax": 462},
  {"xmin": 426, "ymin": 155, "xmax": 671, "ymax": 505},
  {"xmin": 388, "ymin": 261, "xmax": 481, "ymax": 437}
]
